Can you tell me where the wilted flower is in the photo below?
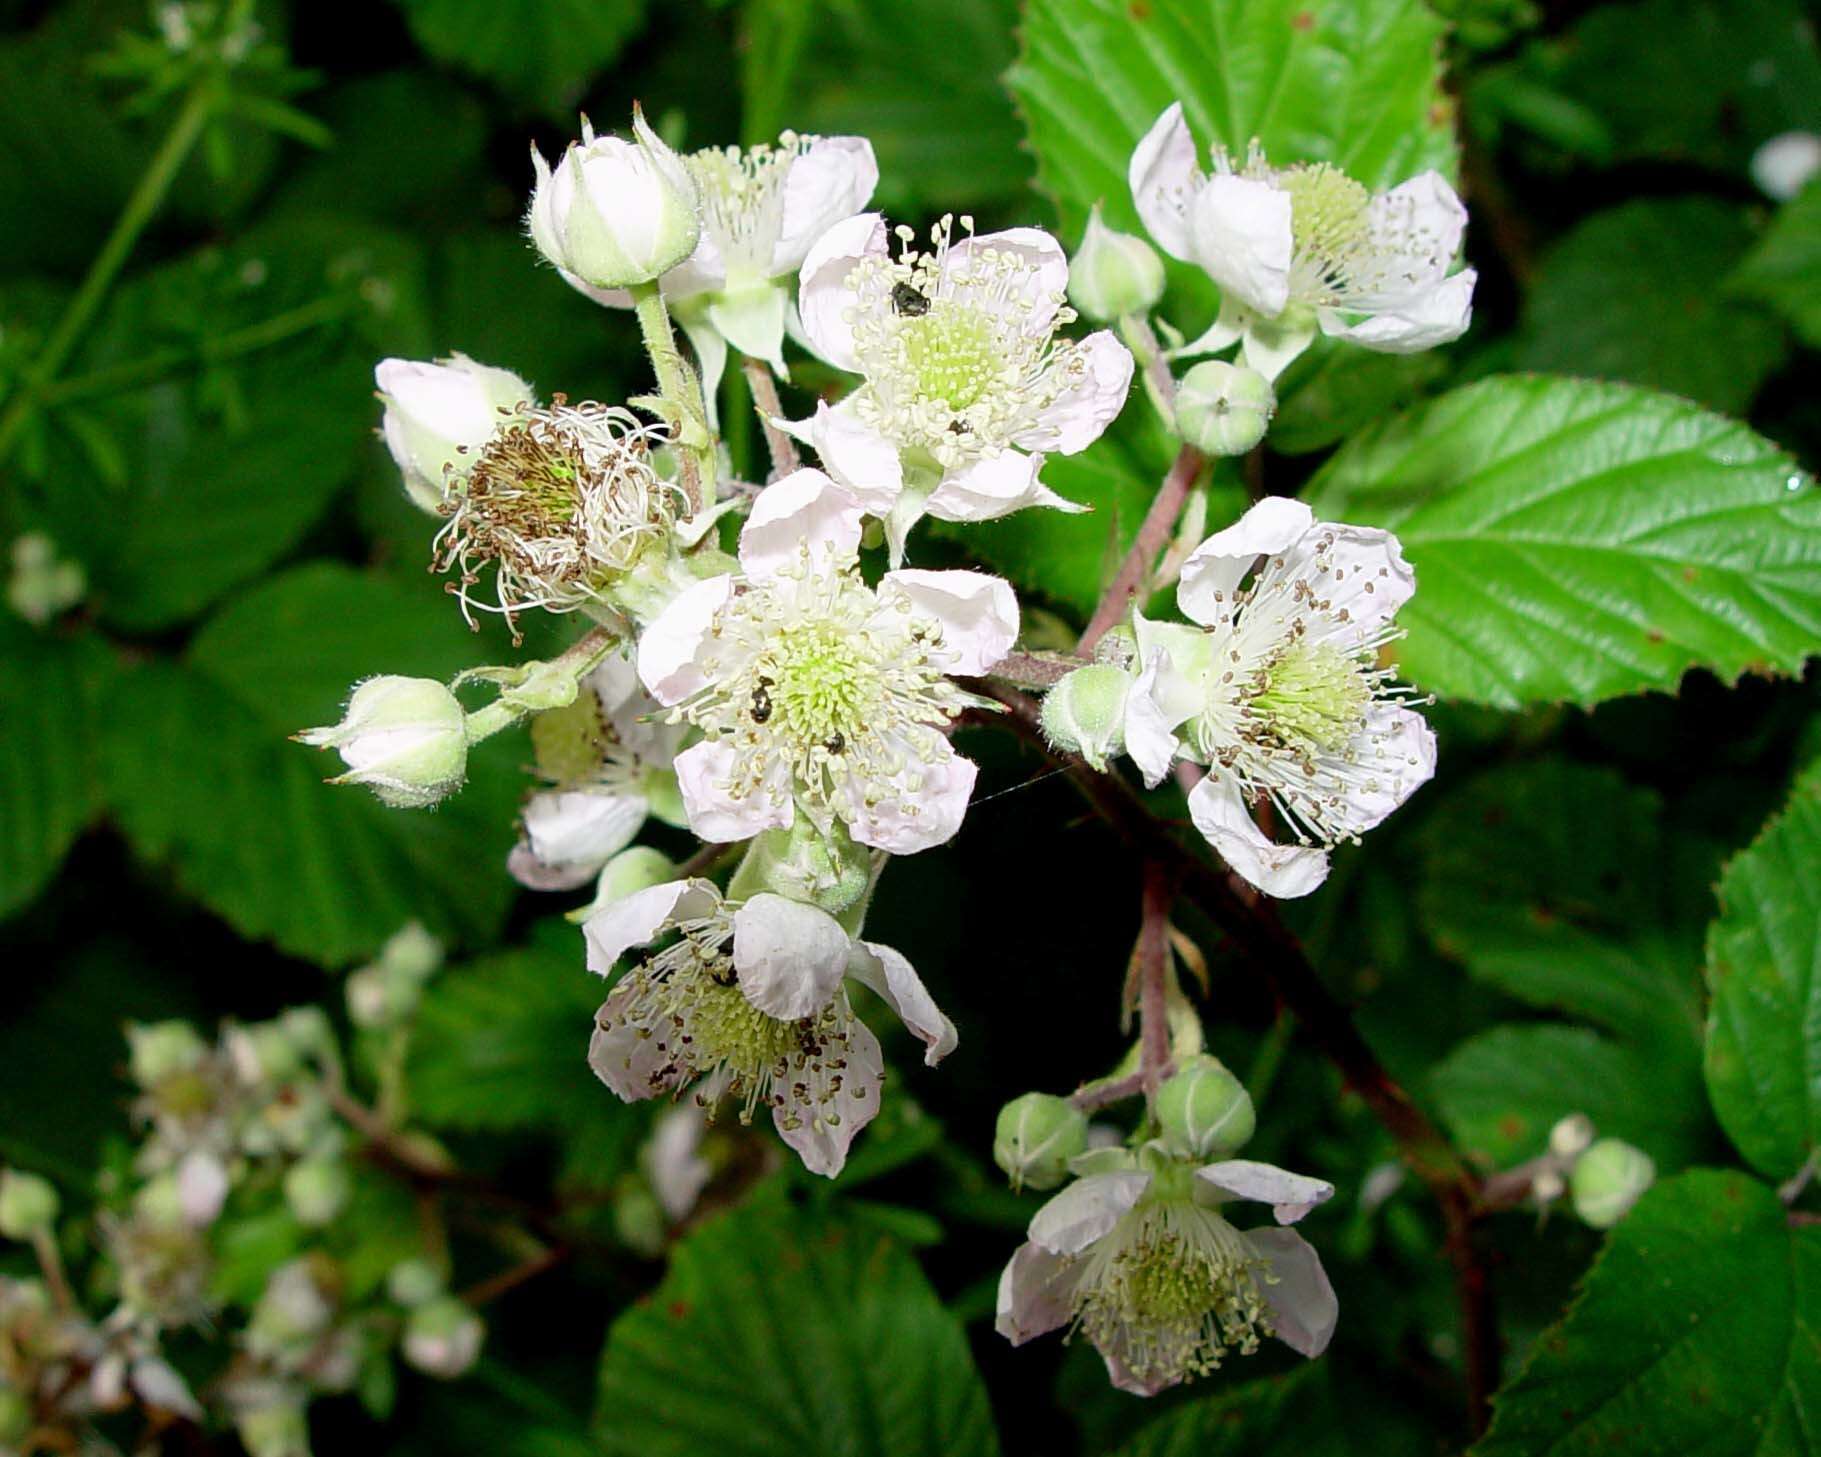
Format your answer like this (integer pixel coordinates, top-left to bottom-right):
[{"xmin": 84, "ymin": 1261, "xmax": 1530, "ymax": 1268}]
[
  {"xmin": 375, "ymin": 354, "xmax": 535, "ymax": 513},
  {"xmin": 296, "ymin": 676, "xmax": 470, "ymax": 809},
  {"xmin": 791, "ymin": 214, "xmax": 1132, "ymax": 551},
  {"xmin": 509, "ymin": 652, "xmax": 686, "ymax": 891},
  {"xmin": 584, "ymin": 877, "xmax": 955, "ymax": 1177},
  {"xmin": 637, "ymin": 467, "xmax": 1017, "ymax": 853},
  {"xmin": 1125, "ymin": 497, "xmax": 1435, "ymax": 897},
  {"xmin": 997, "ymin": 1146, "xmax": 1336, "ymax": 1395},
  {"xmin": 1131, "ymin": 104, "xmax": 1475, "ymax": 377}
]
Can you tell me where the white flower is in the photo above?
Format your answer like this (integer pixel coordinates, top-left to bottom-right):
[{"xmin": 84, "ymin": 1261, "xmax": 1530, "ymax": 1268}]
[
  {"xmin": 645, "ymin": 1104, "xmax": 713, "ymax": 1222},
  {"xmin": 1131, "ymin": 104, "xmax": 1476, "ymax": 378},
  {"xmin": 584, "ymin": 877, "xmax": 956, "ymax": 1177},
  {"xmin": 528, "ymin": 109, "xmax": 700, "ymax": 290},
  {"xmin": 509, "ymin": 652, "xmax": 686, "ymax": 891},
  {"xmin": 1751, "ymin": 131, "xmax": 1821, "ymax": 202},
  {"xmin": 296, "ymin": 676, "xmax": 469, "ymax": 810},
  {"xmin": 430, "ymin": 400, "xmax": 682, "ymax": 634},
  {"xmin": 996, "ymin": 1149, "xmax": 1337, "ymax": 1395},
  {"xmin": 637, "ymin": 467, "xmax": 1018, "ymax": 854},
  {"xmin": 791, "ymin": 214, "xmax": 1133, "ymax": 554},
  {"xmin": 375, "ymin": 354, "xmax": 534, "ymax": 514},
  {"xmin": 568, "ymin": 132, "xmax": 878, "ymax": 403},
  {"xmin": 1124, "ymin": 497, "xmax": 1434, "ymax": 898}
]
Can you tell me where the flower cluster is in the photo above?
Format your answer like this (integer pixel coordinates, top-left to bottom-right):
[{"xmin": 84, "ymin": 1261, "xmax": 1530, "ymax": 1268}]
[{"xmin": 303, "ymin": 99, "xmax": 1478, "ymax": 1402}]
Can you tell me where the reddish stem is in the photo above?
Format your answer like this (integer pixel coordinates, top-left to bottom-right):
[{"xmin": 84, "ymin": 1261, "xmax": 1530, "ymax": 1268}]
[
  {"xmin": 1138, "ymin": 862, "xmax": 1173, "ymax": 1096},
  {"xmin": 1077, "ymin": 443, "xmax": 1205, "ymax": 655}
]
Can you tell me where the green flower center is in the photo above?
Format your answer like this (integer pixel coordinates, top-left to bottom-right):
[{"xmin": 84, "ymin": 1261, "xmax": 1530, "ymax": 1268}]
[
  {"xmin": 1252, "ymin": 638, "xmax": 1370, "ymax": 752},
  {"xmin": 765, "ymin": 621, "xmax": 878, "ymax": 748},
  {"xmin": 899, "ymin": 304, "xmax": 999, "ymax": 412},
  {"xmin": 1278, "ymin": 163, "xmax": 1371, "ymax": 266}
]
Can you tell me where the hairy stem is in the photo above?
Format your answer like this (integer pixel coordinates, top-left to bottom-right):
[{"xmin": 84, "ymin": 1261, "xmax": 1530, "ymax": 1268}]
[
  {"xmin": 1077, "ymin": 443, "xmax": 1205, "ymax": 654},
  {"xmin": 629, "ymin": 282, "xmax": 714, "ymax": 513},
  {"xmin": 740, "ymin": 357, "xmax": 801, "ymax": 482}
]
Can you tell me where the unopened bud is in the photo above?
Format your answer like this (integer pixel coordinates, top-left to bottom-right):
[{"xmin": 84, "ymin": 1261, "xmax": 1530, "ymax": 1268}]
[
  {"xmin": 1156, "ymin": 1056, "xmax": 1256, "ymax": 1160},
  {"xmin": 346, "ymin": 963, "xmax": 423, "ymax": 1028},
  {"xmin": 528, "ymin": 107, "xmax": 701, "ymax": 291},
  {"xmin": 1570, "ymin": 1139, "xmax": 1655, "ymax": 1229},
  {"xmin": 127, "ymin": 1020, "xmax": 207, "ymax": 1088},
  {"xmin": 1068, "ymin": 205, "xmax": 1165, "ymax": 322},
  {"xmin": 376, "ymin": 354, "xmax": 533, "ymax": 513},
  {"xmin": 1039, "ymin": 664, "xmax": 1132, "ymax": 771},
  {"xmin": 380, "ymin": 922, "xmax": 444, "ymax": 982},
  {"xmin": 403, "ymin": 1295, "xmax": 485, "ymax": 1379},
  {"xmin": 237, "ymin": 1400, "xmax": 309, "ymax": 1457},
  {"xmin": 994, "ymin": 1093, "xmax": 1088, "ymax": 1192},
  {"xmin": 1548, "ymin": 1112, "xmax": 1596, "ymax": 1161},
  {"xmin": 387, "ymin": 1258, "xmax": 446, "ymax": 1308},
  {"xmin": 0, "ymin": 1169, "xmax": 59, "ymax": 1238},
  {"xmin": 283, "ymin": 1156, "xmax": 351, "ymax": 1227},
  {"xmin": 298, "ymin": 676, "xmax": 469, "ymax": 809},
  {"xmin": 1175, "ymin": 360, "xmax": 1275, "ymax": 456},
  {"xmin": 7, "ymin": 532, "xmax": 85, "ymax": 625},
  {"xmin": 1752, "ymin": 131, "xmax": 1821, "ymax": 202}
]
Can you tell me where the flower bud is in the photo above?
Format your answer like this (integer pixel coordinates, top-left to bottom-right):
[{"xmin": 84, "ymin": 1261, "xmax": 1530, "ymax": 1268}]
[
  {"xmin": 1548, "ymin": 1111, "xmax": 1595, "ymax": 1161},
  {"xmin": 379, "ymin": 921, "xmax": 444, "ymax": 982},
  {"xmin": 403, "ymin": 1295, "xmax": 485, "ymax": 1379},
  {"xmin": 1039, "ymin": 663, "xmax": 1132, "ymax": 771},
  {"xmin": 375, "ymin": 354, "xmax": 533, "ymax": 514},
  {"xmin": 1569, "ymin": 1138, "xmax": 1655, "ymax": 1230},
  {"xmin": 346, "ymin": 964, "xmax": 418, "ymax": 1029},
  {"xmin": 387, "ymin": 1258, "xmax": 446, "ymax": 1308},
  {"xmin": 1156, "ymin": 1056, "xmax": 1256, "ymax": 1160},
  {"xmin": 127, "ymin": 1020, "xmax": 207, "ymax": 1088},
  {"xmin": 1751, "ymin": 130, "xmax": 1821, "ymax": 202},
  {"xmin": 236, "ymin": 1400, "xmax": 310, "ymax": 1457},
  {"xmin": 994, "ymin": 1093, "xmax": 1089, "ymax": 1192},
  {"xmin": 1068, "ymin": 205, "xmax": 1165, "ymax": 322},
  {"xmin": 7, "ymin": 531, "xmax": 85, "ymax": 626},
  {"xmin": 0, "ymin": 1169, "xmax": 59, "ymax": 1238},
  {"xmin": 528, "ymin": 108, "xmax": 701, "ymax": 290},
  {"xmin": 1174, "ymin": 360, "xmax": 1275, "ymax": 457},
  {"xmin": 283, "ymin": 1156, "xmax": 351, "ymax": 1227},
  {"xmin": 298, "ymin": 676, "xmax": 469, "ymax": 809}
]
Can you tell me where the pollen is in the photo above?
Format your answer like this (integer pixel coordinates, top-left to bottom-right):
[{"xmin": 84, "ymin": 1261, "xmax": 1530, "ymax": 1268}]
[{"xmin": 1277, "ymin": 163, "xmax": 1372, "ymax": 275}]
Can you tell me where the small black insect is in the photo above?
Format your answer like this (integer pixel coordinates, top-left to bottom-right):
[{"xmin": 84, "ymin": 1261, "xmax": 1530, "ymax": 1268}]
[
  {"xmin": 946, "ymin": 419, "xmax": 971, "ymax": 435},
  {"xmin": 750, "ymin": 684, "xmax": 773, "ymax": 723},
  {"xmin": 824, "ymin": 732, "xmax": 845, "ymax": 754},
  {"xmin": 891, "ymin": 282, "xmax": 931, "ymax": 316}
]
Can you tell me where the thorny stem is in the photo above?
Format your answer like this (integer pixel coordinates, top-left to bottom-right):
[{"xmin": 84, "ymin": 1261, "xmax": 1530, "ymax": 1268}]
[
  {"xmin": 968, "ymin": 679, "xmax": 1498, "ymax": 1435},
  {"xmin": 1077, "ymin": 443, "xmax": 1205, "ymax": 655},
  {"xmin": 629, "ymin": 281, "xmax": 713, "ymax": 514},
  {"xmin": 0, "ymin": 82, "xmax": 217, "ymax": 463},
  {"xmin": 741, "ymin": 357, "xmax": 800, "ymax": 482}
]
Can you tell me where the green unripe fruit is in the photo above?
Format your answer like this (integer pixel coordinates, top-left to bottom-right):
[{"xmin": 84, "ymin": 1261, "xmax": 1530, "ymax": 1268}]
[
  {"xmin": 1570, "ymin": 1138, "xmax": 1655, "ymax": 1229},
  {"xmin": 1175, "ymin": 360, "xmax": 1275, "ymax": 457},
  {"xmin": 387, "ymin": 1257, "xmax": 447, "ymax": 1308},
  {"xmin": 1156, "ymin": 1056, "xmax": 1256, "ymax": 1159},
  {"xmin": 1068, "ymin": 205, "xmax": 1166, "ymax": 322},
  {"xmin": 0, "ymin": 1168, "xmax": 59, "ymax": 1238},
  {"xmin": 1040, "ymin": 664, "xmax": 1133, "ymax": 771},
  {"xmin": 994, "ymin": 1093, "xmax": 1089, "ymax": 1192}
]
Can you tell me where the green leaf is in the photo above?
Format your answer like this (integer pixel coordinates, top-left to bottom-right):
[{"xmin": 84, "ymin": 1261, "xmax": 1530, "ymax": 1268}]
[
  {"xmin": 1267, "ymin": 342, "xmax": 1447, "ymax": 457},
  {"xmin": 595, "ymin": 1193, "xmax": 999, "ymax": 1457},
  {"xmin": 1705, "ymin": 762, "xmax": 1821, "ymax": 1182},
  {"xmin": 1474, "ymin": 1170, "xmax": 1820, "ymax": 1457},
  {"xmin": 1304, "ymin": 375, "xmax": 1821, "ymax": 709},
  {"xmin": 1110, "ymin": 1364, "xmax": 1438, "ymax": 1457},
  {"xmin": 0, "ymin": 621, "xmax": 112, "ymax": 920},
  {"xmin": 1732, "ymin": 180, "xmax": 1821, "ymax": 351},
  {"xmin": 100, "ymin": 565, "xmax": 522, "ymax": 965},
  {"xmin": 1513, "ymin": 198, "xmax": 1789, "ymax": 415},
  {"xmin": 391, "ymin": 0, "xmax": 649, "ymax": 113}
]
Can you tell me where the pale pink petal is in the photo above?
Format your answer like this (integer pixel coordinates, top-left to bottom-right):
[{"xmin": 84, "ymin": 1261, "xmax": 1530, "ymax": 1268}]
[
  {"xmin": 738, "ymin": 467, "xmax": 865, "ymax": 578},
  {"xmin": 846, "ymin": 746, "xmax": 976, "ymax": 854},
  {"xmin": 1177, "ymin": 496, "xmax": 1315, "ymax": 624},
  {"xmin": 646, "ymin": 1105, "xmax": 711, "ymax": 1221},
  {"xmin": 1196, "ymin": 1159, "xmax": 1335, "ymax": 1224},
  {"xmin": 995, "ymin": 1242, "xmax": 1084, "ymax": 1344},
  {"xmin": 798, "ymin": 211, "xmax": 887, "ymax": 370},
  {"xmin": 1128, "ymin": 103, "xmax": 1202, "ymax": 262},
  {"xmin": 130, "ymin": 1358, "xmax": 202, "ymax": 1420},
  {"xmin": 773, "ymin": 1010, "xmax": 883, "ymax": 1177},
  {"xmin": 846, "ymin": 940, "xmax": 957, "ymax": 1065},
  {"xmin": 1013, "ymin": 330, "xmax": 1134, "ymax": 455},
  {"xmin": 1028, "ymin": 1171, "xmax": 1152, "ymax": 1254},
  {"xmin": 508, "ymin": 842, "xmax": 597, "ymax": 892},
  {"xmin": 1246, "ymin": 1227, "xmax": 1339, "ymax": 1357},
  {"xmin": 589, "ymin": 989, "xmax": 687, "ymax": 1101},
  {"xmin": 876, "ymin": 568, "xmax": 1018, "ymax": 675},
  {"xmin": 731, "ymin": 893, "xmax": 851, "ymax": 1020},
  {"xmin": 1187, "ymin": 776, "xmax": 1330, "ymax": 899},
  {"xmin": 582, "ymin": 878, "xmax": 712, "ymax": 974},
  {"xmin": 946, "ymin": 226, "xmax": 1070, "ymax": 336},
  {"xmin": 518, "ymin": 789, "xmax": 647, "ymax": 880},
  {"xmin": 636, "ymin": 574, "xmax": 735, "ymax": 704},
  {"xmin": 925, "ymin": 449, "xmax": 1083, "ymax": 522},
  {"xmin": 772, "ymin": 137, "xmax": 880, "ymax": 274},
  {"xmin": 1320, "ymin": 269, "xmax": 1475, "ymax": 353},
  {"xmin": 792, "ymin": 396, "xmax": 903, "ymax": 515},
  {"xmin": 673, "ymin": 739, "xmax": 794, "ymax": 844},
  {"xmin": 1189, "ymin": 174, "xmax": 1294, "ymax": 318},
  {"xmin": 176, "ymin": 1150, "xmax": 228, "ymax": 1227}
]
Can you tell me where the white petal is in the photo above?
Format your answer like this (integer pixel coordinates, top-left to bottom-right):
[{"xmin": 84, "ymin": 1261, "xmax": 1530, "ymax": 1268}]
[
  {"xmin": 876, "ymin": 568, "xmax": 1019, "ymax": 675},
  {"xmin": 846, "ymin": 940, "xmax": 958, "ymax": 1065},
  {"xmin": 732, "ymin": 893, "xmax": 851, "ymax": 1020},
  {"xmin": 1177, "ymin": 496, "xmax": 1315, "ymax": 624},
  {"xmin": 772, "ymin": 136, "xmax": 880, "ymax": 274},
  {"xmin": 1320, "ymin": 268, "xmax": 1475, "ymax": 353},
  {"xmin": 1128, "ymin": 103, "xmax": 1202, "ymax": 262},
  {"xmin": 1328, "ymin": 703, "xmax": 1437, "ymax": 838},
  {"xmin": 846, "ymin": 746, "xmax": 977, "ymax": 854},
  {"xmin": 130, "ymin": 1358, "xmax": 202, "ymax": 1419},
  {"xmin": 1125, "ymin": 649, "xmax": 1185, "ymax": 788},
  {"xmin": 797, "ymin": 211, "xmax": 887, "ymax": 370},
  {"xmin": 589, "ymin": 990, "xmax": 686, "ymax": 1101},
  {"xmin": 798, "ymin": 396, "xmax": 903, "ymax": 515},
  {"xmin": 946, "ymin": 226, "xmax": 1070, "ymax": 336},
  {"xmin": 1292, "ymin": 522, "xmax": 1417, "ymax": 649},
  {"xmin": 508, "ymin": 842, "xmax": 597, "ymax": 892},
  {"xmin": 773, "ymin": 1010, "xmax": 883, "ymax": 1177},
  {"xmin": 176, "ymin": 1150, "xmax": 228, "ymax": 1227},
  {"xmin": 1365, "ymin": 170, "xmax": 1468, "ymax": 291},
  {"xmin": 521, "ymin": 789, "xmax": 647, "ymax": 877},
  {"xmin": 995, "ymin": 1242, "xmax": 1084, "ymax": 1344},
  {"xmin": 646, "ymin": 1105, "xmax": 711, "ymax": 1221},
  {"xmin": 1028, "ymin": 1171, "xmax": 1152, "ymax": 1254},
  {"xmin": 636, "ymin": 574, "xmax": 735, "ymax": 704},
  {"xmin": 925, "ymin": 449, "xmax": 1083, "ymax": 522},
  {"xmin": 1189, "ymin": 174, "xmax": 1294, "ymax": 317},
  {"xmin": 1187, "ymin": 775, "xmax": 1330, "ymax": 898},
  {"xmin": 1014, "ymin": 330, "xmax": 1134, "ymax": 455},
  {"xmin": 674, "ymin": 739, "xmax": 794, "ymax": 844},
  {"xmin": 1246, "ymin": 1227, "xmax": 1339, "ymax": 1358},
  {"xmin": 582, "ymin": 878, "xmax": 712, "ymax": 974},
  {"xmin": 739, "ymin": 467, "xmax": 866, "ymax": 577},
  {"xmin": 1196, "ymin": 1159, "xmax": 1335, "ymax": 1224}
]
